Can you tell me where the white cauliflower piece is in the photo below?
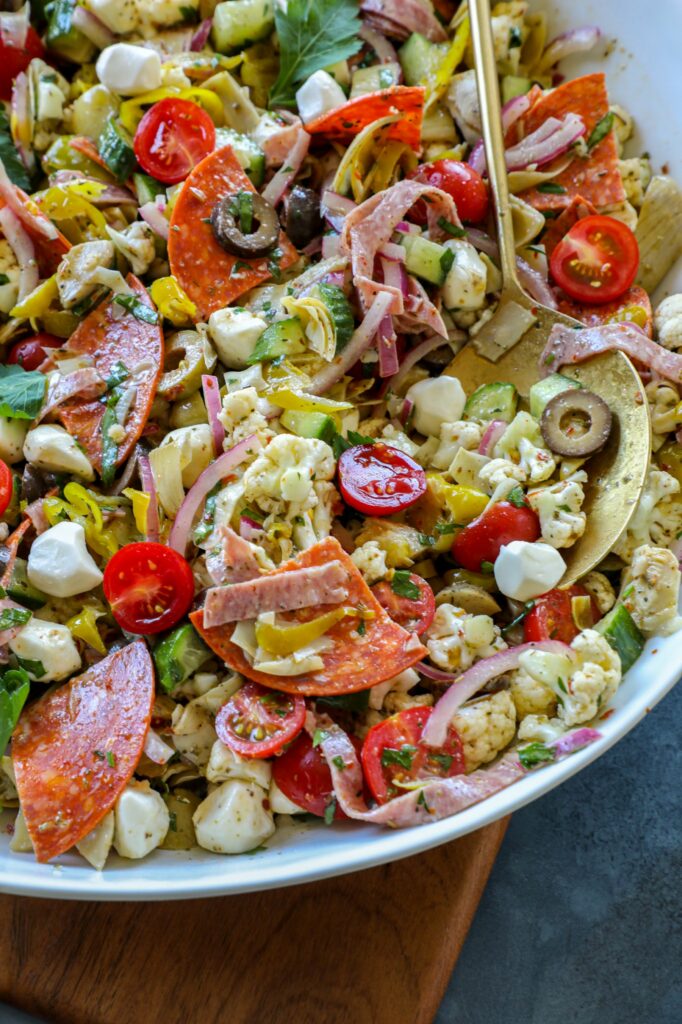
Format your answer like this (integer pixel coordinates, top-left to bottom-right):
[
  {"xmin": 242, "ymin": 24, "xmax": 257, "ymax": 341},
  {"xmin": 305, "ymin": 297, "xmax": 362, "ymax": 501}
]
[
  {"xmin": 478, "ymin": 457, "xmax": 527, "ymax": 501},
  {"xmin": 380, "ymin": 423, "xmax": 420, "ymax": 458},
  {"xmin": 613, "ymin": 467, "xmax": 682, "ymax": 561},
  {"xmin": 654, "ymin": 294, "xmax": 682, "ymax": 351},
  {"xmin": 582, "ymin": 571, "xmax": 616, "ymax": 615},
  {"xmin": 430, "ymin": 420, "xmax": 484, "ymax": 471},
  {"xmin": 219, "ymin": 386, "xmax": 271, "ymax": 448},
  {"xmin": 425, "ymin": 603, "xmax": 507, "ymax": 672},
  {"xmin": 618, "ymin": 157, "xmax": 651, "ymax": 207},
  {"xmin": 368, "ymin": 668, "xmax": 422, "ymax": 711},
  {"xmin": 517, "ymin": 714, "xmax": 565, "ymax": 744},
  {"xmin": 107, "ymin": 222, "xmax": 156, "ymax": 275},
  {"xmin": 351, "ymin": 540, "xmax": 389, "ymax": 584},
  {"xmin": 494, "ymin": 412, "xmax": 556, "ymax": 483},
  {"xmin": 527, "ymin": 471, "xmax": 587, "ymax": 549},
  {"xmin": 452, "ymin": 690, "xmax": 517, "ymax": 772},
  {"xmin": 241, "ymin": 433, "xmax": 334, "ymax": 514},
  {"xmin": 646, "ymin": 381, "xmax": 682, "ymax": 450},
  {"xmin": 620, "ymin": 544, "xmax": 682, "ymax": 637}
]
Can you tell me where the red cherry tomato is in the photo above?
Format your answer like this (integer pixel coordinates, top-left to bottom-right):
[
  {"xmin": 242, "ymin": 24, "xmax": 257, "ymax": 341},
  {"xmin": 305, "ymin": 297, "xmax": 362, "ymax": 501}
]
[
  {"xmin": 8, "ymin": 332, "xmax": 61, "ymax": 371},
  {"xmin": 338, "ymin": 443, "xmax": 426, "ymax": 516},
  {"xmin": 523, "ymin": 584, "xmax": 601, "ymax": 645},
  {"xmin": 362, "ymin": 706, "xmax": 465, "ymax": 804},
  {"xmin": 273, "ymin": 731, "xmax": 363, "ymax": 819},
  {"xmin": 215, "ymin": 681, "xmax": 305, "ymax": 759},
  {"xmin": 451, "ymin": 500, "xmax": 540, "ymax": 572},
  {"xmin": 133, "ymin": 98, "xmax": 216, "ymax": 185},
  {"xmin": 550, "ymin": 214, "xmax": 639, "ymax": 305},
  {"xmin": 371, "ymin": 574, "xmax": 436, "ymax": 635},
  {"xmin": 103, "ymin": 542, "xmax": 195, "ymax": 635},
  {"xmin": 0, "ymin": 26, "xmax": 44, "ymax": 101},
  {"xmin": 0, "ymin": 459, "xmax": 13, "ymax": 518},
  {"xmin": 409, "ymin": 160, "xmax": 489, "ymax": 224}
]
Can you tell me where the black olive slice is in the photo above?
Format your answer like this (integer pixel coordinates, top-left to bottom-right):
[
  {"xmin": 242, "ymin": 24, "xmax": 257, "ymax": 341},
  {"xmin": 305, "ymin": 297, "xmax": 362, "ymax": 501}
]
[
  {"xmin": 540, "ymin": 388, "xmax": 612, "ymax": 457},
  {"xmin": 210, "ymin": 191, "xmax": 279, "ymax": 258},
  {"xmin": 282, "ymin": 185, "xmax": 322, "ymax": 249}
]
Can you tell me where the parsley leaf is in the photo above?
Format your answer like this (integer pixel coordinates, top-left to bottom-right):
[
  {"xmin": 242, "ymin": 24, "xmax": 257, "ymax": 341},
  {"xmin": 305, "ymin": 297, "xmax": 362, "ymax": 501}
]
[
  {"xmin": 429, "ymin": 752, "xmax": 453, "ymax": 772},
  {"xmin": 317, "ymin": 690, "xmax": 369, "ymax": 713},
  {"xmin": 105, "ymin": 361, "xmax": 130, "ymax": 391},
  {"xmin": 114, "ymin": 295, "xmax": 159, "ymax": 324},
  {"xmin": 269, "ymin": 0, "xmax": 363, "ymax": 108},
  {"xmin": 380, "ymin": 744, "xmax": 417, "ymax": 770},
  {"xmin": 15, "ymin": 656, "xmax": 45, "ymax": 679},
  {"xmin": 518, "ymin": 741, "xmax": 556, "ymax": 769},
  {"xmin": 537, "ymin": 182, "xmax": 567, "ymax": 195},
  {"xmin": 507, "ymin": 486, "xmax": 527, "ymax": 508},
  {"xmin": 587, "ymin": 112, "xmax": 614, "ymax": 151},
  {"xmin": 0, "ymin": 667, "xmax": 30, "ymax": 756},
  {"xmin": 312, "ymin": 728, "xmax": 329, "ymax": 748},
  {"xmin": 0, "ymin": 365, "xmax": 48, "ymax": 421},
  {"xmin": 480, "ymin": 561, "xmax": 494, "ymax": 574},
  {"xmin": 435, "ymin": 521, "xmax": 461, "ymax": 535},
  {"xmin": 437, "ymin": 217, "xmax": 466, "ymax": 238},
  {"xmin": 347, "ymin": 430, "xmax": 375, "ymax": 447},
  {"xmin": 0, "ymin": 607, "xmax": 31, "ymax": 631},
  {"xmin": 323, "ymin": 797, "xmax": 337, "ymax": 824},
  {"xmin": 391, "ymin": 570, "xmax": 420, "ymax": 600},
  {"xmin": 0, "ymin": 108, "xmax": 32, "ymax": 192},
  {"xmin": 332, "ymin": 755, "xmax": 346, "ymax": 770},
  {"xmin": 439, "ymin": 248, "xmax": 455, "ymax": 276}
]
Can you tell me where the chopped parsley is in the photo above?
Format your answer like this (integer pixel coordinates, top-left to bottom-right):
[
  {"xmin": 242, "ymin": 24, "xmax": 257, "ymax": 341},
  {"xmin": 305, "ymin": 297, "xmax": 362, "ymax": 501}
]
[
  {"xmin": 0, "ymin": 607, "xmax": 31, "ymax": 631},
  {"xmin": 380, "ymin": 744, "xmax": 418, "ymax": 770},
  {"xmin": 418, "ymin": 532, "xmax": 436, "ymax": 547},
  {"xmin": 168, "ymin": 811, "xmax": 178, "ymax": 832},
  {"xmin": 332, "ymin": 755, "xmax": 346, "ymax": 770},
  {"xmin": 518, "ymin": 742, "xmax": 556, "ymax": 769},
  {"xmin": 391, "ymin": 570, "xmax": 421, "ymax": 600},
  {"xmin": 536, "ymin": 182, "xmax": 567, "ymax": 195},
  {"xmin": 193, "ymin": 483, "xmax": 221, "ymax": 544},
  {"xmin": 480, "ymin": 561, "xmax": 495, "ymax": 574},
  {"xmin": 114, "ymin": 295, "xmax": 159, "ymax": 324},
  {"xmin": 508, "ymin": 26, "xmax": 522, "ymax": 47},
  {"xmin": 501, "ymin": 601, "xmax": 535, "ymax": 637},
  {"xmin": 0, "ymin": 108, "xmax": 31, "ymax": 191},
  {"xmin": 105, "ymin": 361, "xmax": 130, "ymax": 391},
  {"xmin": 323, "ymin": 797, "xmax": 338, "ymax": 825},
  {"xmin": 429, "ymin": 752, "xmax": 453, "ymax": 772},
  {"xmin": 587, "ymin": 112, "xmax": 614, "ymax": 151},
  {"xmin": 317, "ymin": 690, "xmax": 370, "ymax": 713},
  {"xmin": 15, "ymin": 656, "xmax": 45, "ymax": 679},
  {"xmin": 356, "ymin": 619, "xmax": 366, "ymax": 637},
  {"xmin": 0, "ymin": 273, "xmax": 9, "ymax": 286},
  {"xmin": 435, "ymin": 521, "xmax": 461, "ymax": 535},
  {"xmin": 0, "ymin": 667, "xmax": 30, "ymax": 756},
  {"xmin": 437, "ymin": 216, "xmax": 466, "ymax": 238},
  {"xmin": 312, "ymin": 728, "xmax": 329, "ymax": 748},
  {"xmin": 439, "ymin": 248, "xmax": 455, "ymax": 276},
  {"xmin": 507, "ymin": 486, "xmax": 527, "ymax": 508},
  {"xmin": 0, "ymin": 365, "xmax": 48, "ymax": 421}
]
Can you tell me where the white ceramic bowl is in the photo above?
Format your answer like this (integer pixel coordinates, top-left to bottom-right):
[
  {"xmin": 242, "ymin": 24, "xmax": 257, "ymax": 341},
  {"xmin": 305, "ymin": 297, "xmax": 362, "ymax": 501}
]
[{"xmin": 1, "ymin": 0, "xmax": 680, "ymax": 900}]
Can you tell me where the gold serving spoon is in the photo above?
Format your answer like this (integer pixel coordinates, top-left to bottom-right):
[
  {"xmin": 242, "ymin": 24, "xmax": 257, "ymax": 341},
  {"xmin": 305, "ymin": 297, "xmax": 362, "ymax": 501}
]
[{"xmin": 444, "ymin": 0, "xmax": 651, "ymax": 583}]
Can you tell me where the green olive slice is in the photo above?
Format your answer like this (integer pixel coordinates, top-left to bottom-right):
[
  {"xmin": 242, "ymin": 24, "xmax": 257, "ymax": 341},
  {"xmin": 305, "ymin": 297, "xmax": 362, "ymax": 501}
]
[
  {"xmin": 210, "ymin": 190, "xmax": 279, "ymax": 258},
  {"xmin": 158, "ymin": 330, "xmax": 208, "ymax": 402},
  {"xmin": 540, "ymin": 388, "xmax": 612, "ymax": 457}
]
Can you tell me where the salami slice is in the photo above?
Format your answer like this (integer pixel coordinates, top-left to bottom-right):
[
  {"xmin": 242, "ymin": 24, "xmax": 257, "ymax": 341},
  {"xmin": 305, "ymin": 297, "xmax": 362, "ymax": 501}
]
[
  {"xmin": 168, "ymin": 146, "xmax": 298, "ymax": 320},
  {"xmin": 58, "ymin": 274, "xmax": 163, "ymax": 472},
  {"xmin": 514, "ymin": 74, "xmax": 625, "ymax": 211},
  {"xmin": 557, "ymin": 285, "xmax": 653, "ymax": 337},
  {"xmin": 12, "ymin": 641, "xmax": 155, "ymax": 863},
  {"xmin": 305, "ymin": 87, "xmax": 426, "ymax": 151},
  {"xmin": 191, "ymin": 537, "xmax": 427, "ymax": 696}
]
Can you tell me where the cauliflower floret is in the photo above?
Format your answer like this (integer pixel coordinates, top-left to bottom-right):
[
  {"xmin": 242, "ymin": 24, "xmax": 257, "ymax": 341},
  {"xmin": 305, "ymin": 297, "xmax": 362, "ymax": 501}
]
[
  {"xmin": 219, "ymin": 386, "xmax": 270, "ymax": 448},
  {"xmin": 369, "ymin": 667, "xmax": 420, "ymax": 710},
  {"xmin": 620, "ymin": 544, "xmax": 682, "ymax": 637},
  {"xmin": 430, "ymin": 420, "xmax": 484, "ymax": 471},
  {"xmin": 494, "ymin": 412, "xmax": 556, "ymax": 483},
  {"xmin": 646, "ymin": 381, "xmax": 682, "ymax": 450},
  {"xmin": 517, "ymin": 714, "xmax": 565, "ymax": 744},
  {"xmin": 452, "ymin": 690, "xmax": 517, "ymax": 771},
  {"xmin": 527, "ymin": 471, "xmax": 587, "ymax": 549},
  {"xmin": 351, "ymin": 540, "xmax": 389, "ymax": 584},
  {"xmin": 478, "ymin": 457, "xmax": 527, "ymax": 501},
  {"xmin": 612, "ymin": 467, "xmax": 682, "ymax": 562},
  {"xmin": 380, "ymin": 424, "xmax": 420, "ymax": 458},
  {"xmin": 510, "ymin": 662, "xmax": 557, "ymax": 720},
  {"xmin": 241, "ymin": 434, "xmax": 335, "ymax": 512},
  {"xmin": 618, "ymin": 157, "xmax": 651, "ymax": 208},
  {"xmin": 582, "ymin": 571, "xmax": 616, "ymax": 615},
  {"xmin": 107, "ymin": 222, "xmax": 156, "ymax": 275},
  {"xmin": 654, "ymin": 294, "xmax": 682, "ymax": 351},
  {"xmin": 425, "ymin": 603, "xmax": 507, "ymax": 672}
]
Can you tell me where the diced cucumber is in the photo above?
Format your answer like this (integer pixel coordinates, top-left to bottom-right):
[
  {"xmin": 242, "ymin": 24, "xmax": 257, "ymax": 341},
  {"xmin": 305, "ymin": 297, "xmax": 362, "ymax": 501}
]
[
  {"xmin": 6, "ymin": 558, "xmax": 47, "ymax": 611},
  {"xmin": 212, "ymin": 0, "xmax": 274, "ymax": 54},
  {"xmin": 350, "ymin": 63, "xmax": 401, "ymax": 98},
  {"xmin": 401, "ymin": 234, "xmax": 454, "ymax": 286},
  {"xmin": 464, "ymin": 381, "xmax": 518, "ymax": 423},
  {"xmin": 46, "ymin": 0, "xmax": 95, "ymax": 62},
  {"xmin": 280, "ymin": 409, "xmax": 337, "ymax": 445},
  {"xmin": 501, "ymin": 75, "xmax": 532, "ymax": 103},
  {"xmin": 133, "ymin": 172, "xmax": 163, "ymax": 207},
  {"xmin": 247, "ymin": 317, "xmax": 307, "ymax": 364},
  {"xmin": 98, "ymin": 118, "xmax": 136, "ymax": 182},
  {"xmin": 214, "ymin": 127, "xmax": 266, "ymax": 187},
  {"xmin": 314, "ymin": 283, "xmax": 354, "ymax": 352},
  {"xmin": 153, "ymin": 623, "xmax": 212, "ymax": 694},
  {"xmin": 529, "ymin": 372, "xmax": 581, "ymax": 419},
  {"xmin": 398, "ymin": 32, "xmax": 448, "ymax": 87},
  {"xmin": 594, "ymin": 603, "xmax": 645, "ymax": 673}
]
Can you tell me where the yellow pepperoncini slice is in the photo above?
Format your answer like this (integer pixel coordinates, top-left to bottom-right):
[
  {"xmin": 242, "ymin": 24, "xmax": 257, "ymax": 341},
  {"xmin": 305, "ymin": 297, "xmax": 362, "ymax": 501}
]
[
  {"xmin": 10, "ymin": 275, "xmax": 59, "ymax": 319},
  {"xmin": 571, "ymin": 595, "xmax": 594, "ymax": 631},
  {"xmin": 44, "ymin": 482, "xmax": 119, "ymax": 560},
  {"xmin": 427, "ymin": 17, "xmax": 470, "ymax": 102},
  {"xmin": 119, "ymin": 86, "xmax": 225, "ymax": 135},
  {"xmin": 34, "ymin": 183, "xmax": 108, "ymax": 242},
  {"xmin": 255, "ymin": 607, "xmax": 373, "ymax": 656},
  {"xmin": 149, "ymin": 276, "xmax": 198, "ymax": 326},
  {"xmin": 67, "ymin": 606, "xmax": 106, "ymax": 655},
  {"xmin": 267, "ymin": 388, "xmax": 353, "ymax": 415},
  {"xmin": 605, "ymin": 304, "xmax": 649, "ymax": 329},
  {"xmin": 123, "ymin": 487, "xmax": 151, "ymax": 536}
]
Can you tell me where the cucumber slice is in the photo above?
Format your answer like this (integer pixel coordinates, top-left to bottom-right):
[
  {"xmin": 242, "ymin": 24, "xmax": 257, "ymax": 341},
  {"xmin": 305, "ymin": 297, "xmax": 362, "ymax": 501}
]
[
  {"xmin": 133, "ymin": 173, "xmax": 163, "ymax": 207},
  {"xmin": 350, "ymin": 63, "xmax": 401, "ymax": 98},
  {"xmin": 98, "ymin": 118, "xmax": 136, "ymax": 182},
  {"xmin": 215, "ymin": 127, "xmax": 266, "ymax": 187},
  {"xmin": 247, "ymin": 317, "xmax": 307, "ymax": 364},
  {"xmin": 594, "ymin": 603, "xmax": 645, "ymax": 673},
  {"xmin": 398, "ymin": 32, "xmax": 448, "ymax": 87},
  {"xmin": 46, "ymin": 0, "xmax": 95, "ymax": 62},
  {"xmin": 154, "ymin": 623, "xmax": 212, "ymax": 694},
  {"xmin": 464, "ymin": 381, "xmax": 518, "ymax": 423},
  {"xmin": 501, "ymin": 75, "xmax": 532, "ymax": 103},
  {"xmin": 280, "ymin": 409, "xmax": 337, "ymax": 444},
  {"xmin": 529, "ymin": 372, "xmax": 581, "ymax": 419},
  {"xmin": 6, "ymin": 558, "xmax": 47, "ymax": 611},
  {"xmin": 315, "ymin": 283, "xmax": 354, "ymax": 352},
  {"xmin": 212, "ymin": 0, "xmax": 274, "ymax": 54},
  {"xmin": 401, "ymin": 234, "xmax": 454, "ymax": 286}
]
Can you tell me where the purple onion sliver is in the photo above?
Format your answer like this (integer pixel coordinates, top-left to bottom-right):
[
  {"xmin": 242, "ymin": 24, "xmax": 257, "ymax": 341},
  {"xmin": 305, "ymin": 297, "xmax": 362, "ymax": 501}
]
[{"xmin": 190, "ymin": 17, "xmax": 213, "ymax": 51}]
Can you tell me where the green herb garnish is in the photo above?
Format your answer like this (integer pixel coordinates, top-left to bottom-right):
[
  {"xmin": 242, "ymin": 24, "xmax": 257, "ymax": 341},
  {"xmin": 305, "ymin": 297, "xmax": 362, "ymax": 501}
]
[
  {"xmin": 587, "ymin": 112, "xmax": 614, "ymax": 151},
  {"xmin": 380, "ymin": 744, "xmax": 417, "ymax": 770},
  {"xmin": 114, "ymin": 295, "xmax": 159, "ymax": 324},
  {"xmin": 0, "ymin": 365, "xmax": 48, "ymax": 421},
  {"xmin": 537, "ymin": 182, "xmax": 567, "ymax": 195},
  {"xmin": 0, "ymin": 668, "xmax": 30, "ymax": 756},
  {"xmin": 518, "ymin": 742, "xmax": 556, "ymax": 769},
  {"xmin": 391, "ymin": 570, "xmax": 420, "ymax": 600}
]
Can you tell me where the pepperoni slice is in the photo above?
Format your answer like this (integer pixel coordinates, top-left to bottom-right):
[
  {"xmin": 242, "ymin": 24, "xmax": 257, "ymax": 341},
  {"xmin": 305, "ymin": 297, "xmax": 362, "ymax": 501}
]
[
  {"xmin": 557, "ymin": 284, "xmax": 653, "ymax": 337},
  {"xmin": 305, "ymin": 86, "xmax": 425, "ymax": 151},
  {"xmin": 190, "ymin": 537, "xmax": 427, "ymax": 696},
  {"xmin": 12, "ymin": 642, "xmax": 155, "ymax": 863}
]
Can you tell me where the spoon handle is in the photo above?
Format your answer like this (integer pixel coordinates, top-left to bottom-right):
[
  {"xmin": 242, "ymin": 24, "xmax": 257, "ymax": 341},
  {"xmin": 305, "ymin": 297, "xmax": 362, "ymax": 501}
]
[{"xmin": 468, "ymin": 0, "xmax": 522, "ymax": 294}]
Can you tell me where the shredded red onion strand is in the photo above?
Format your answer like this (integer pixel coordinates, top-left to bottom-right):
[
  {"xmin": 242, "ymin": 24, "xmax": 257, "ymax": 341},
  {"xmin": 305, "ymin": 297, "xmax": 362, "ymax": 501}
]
[
  {"xmin": 190, "ymin": 17, "xmax": 213, "ymax": 51},
  {"xmin": 202, "ymin": 374, "xmax": 225, "ymax": 456},
  {"xmin": 71, "ymin": 5, "xmax": 114, "ymax": 49},
  {"xmin": 137, "ymin": 452, "xmax": 160, "ymax": 543},
  {"xmin": 262, "ymin": 129, "xmax": 311, "ymax": 206}
]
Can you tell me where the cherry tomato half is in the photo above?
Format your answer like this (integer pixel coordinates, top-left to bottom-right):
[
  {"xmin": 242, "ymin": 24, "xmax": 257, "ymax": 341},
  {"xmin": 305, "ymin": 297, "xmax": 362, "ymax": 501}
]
[
  {"xmin": 103, "ymin": 542, "xmax": 195, "ymax": 635},
  {"xmin": 409, "ymin": 160, "xmax": 489, "ymax": 225},
  {"xmin": 133, "ymin": 98, "xmax": 216, "ymax": 185},
  {"xmin": 0, "ymin": 26, "xmax": 44, "ymax": 101},
  {"xmin": 273, "ymin": 731, "xmax": 363, "ymax": 819},
  {"xmin": 372, "ymin": 574, "xmax": 436, "ymax": 635},
  {"xmin": 523, "ymin": 584, "xmax": 601, "ymax": 645},
  {"xmin": 451, "ymin": 500, "xmax": 540, "ymax": 572},
  {"xmin": 550, "ymin": 214, "xmax": 639, "ymax": 305},
  {"xmin": 338, "ymin": 443, "xmax": 426, "ymax": 516},
  {"xmin": 8, "ymin": 332, "xmax": 61, "ymax": 371},
  {"xmin": 362, "ymin": 706, "xmax": 465, "ymax": 804},
  {"xmin": 0, "ymin": 458, "xmax": 13, "ymax": 518},
  {"xmin": 216, "ymin": 681, "xmax": 305, "ymax": 759}
]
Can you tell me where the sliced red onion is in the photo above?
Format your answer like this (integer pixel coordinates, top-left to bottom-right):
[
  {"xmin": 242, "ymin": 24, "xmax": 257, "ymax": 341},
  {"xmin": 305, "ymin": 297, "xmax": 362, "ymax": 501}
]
[
  {"xmin": 138, "ymin": 452, "xmax": 160, "ymax": 543},
  {"xmin": 190, "ymin": 17, "xmax": 213, "ymax": 51},
  {"xmin": 10, "ymin": 72, "xmax": 34, "ymax": 174},
  {"xmin": 385, "ymin": 332, "xmax": 446, "ymax": 391},
  {"xmin": 239, "ymin": 515, "xmax": 264, "ymax": 542},
  {"xmin": 302, "ymin": 236, "xmax": 323, "ymax": 256},
  {"xmin": 505, "ymin": 113, "xmax": 586, "ymax": 171},
  {"xmin": 501, "ymin": 92, "xmax": 532, "ymax": 135},
  {"xmin": 398, "ymin": 397, "xmax": 413, "ymax": 425},
  {"xmin": 0, "ymin": 4, "xmax": 29, "ymax": 48},
  {"xmin": 478, "ymin": 418, "xmax": 507, "ymax": 456},
  {"xmin": 416, "ymin": 660, "xmax": 456, "ymax": 682},
  {"xmin": 359, "ymin": 23, "xmax": 399, "ymax": 63},
  {"xmin": 139, "ymin": 200, "xmax": 169, "ymax": 240},
  {"xmin": 381, "ymin": 256, "xmax": 408, "ymax": 296},
  {"xmin": 202, "ymin": 374, "xmax": 225, "ymax": 456},
  {"xmin": 111, "ymin": 447, "xmax": 139, "ymax": 495},
  {"xmin": 466, "ymin": 230, "xmax": 557, "ymax": 309},
  {"xmin": 551, "ymin": 727, "xmax": 602, "ymax": 757},
  {"xmin": 377, "ymin": 314, "xmax": 399, "ymax": 377},
  {"xmin": 378, "ymin": 241, "xmax": 406, "ymax": 262},
  {"xmin": 468, "ymin": 139, "xmax": 485, "ymax": 174},
  {"xmin": 0, "ymin": 157, "xmax": 58, "ymax": 240},
  {"xmin": 71, "ymin": 5, "xmax": 114, "ymax": 49},
  {"xmin": 394, "ymin": 220, "xmax": 419, "ymax": 235},
  {"xmin": 144, "ymin": 728, "xmax": 174, "ymax": 764},
  {"xmin": 169, "ymin": 434, "xmax": 262, "ymax": 556},
  {"xmin": 321, "ymin": 235, "xmax": 342, "ymax": 258},
  {"xmin": 0, "ymin": 206, "xmax": 37, "ymax": 301},
  {"xmin": 422, "ymin": 640, "xmax": 576, "ymax": 747},
  {"xmin": 536, "ymin": 26, "xmax": 602, "ymax": 74},
  {"xmin": 24, "ymin": 499, "xmax": 48, "ymax": 534},
  {"xmin": 262, "ymin": 129, "xmax": 311, "ymax": 207},
  {"xmin": 309, "ymin": 290, "xmax": 394, "ymax": 394},
  {"xmin": 321, "ymin": 190, "xmax": 357, "ymax": 216},
  {"xmin": 465, "ymin": 227, "xmax": 497, "ymax": 257}
]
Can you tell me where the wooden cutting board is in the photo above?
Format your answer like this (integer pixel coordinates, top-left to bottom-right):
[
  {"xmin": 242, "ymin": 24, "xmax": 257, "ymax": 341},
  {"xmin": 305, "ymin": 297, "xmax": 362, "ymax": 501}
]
[{"xmin": 0, "ymin": 818, "xmax": 507, "ymax": 1024}]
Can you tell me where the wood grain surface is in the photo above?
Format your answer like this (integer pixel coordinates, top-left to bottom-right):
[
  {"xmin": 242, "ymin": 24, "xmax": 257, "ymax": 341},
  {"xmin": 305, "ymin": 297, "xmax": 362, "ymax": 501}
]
[{"xmin": 0, "ymin": 818, "xmax": 507, "ymax": 1024}]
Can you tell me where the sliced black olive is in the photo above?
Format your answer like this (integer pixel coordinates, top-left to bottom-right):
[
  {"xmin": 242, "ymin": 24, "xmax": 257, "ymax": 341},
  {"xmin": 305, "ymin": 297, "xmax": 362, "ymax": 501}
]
[
  {"xmin": 21, "ymin": 464, "xmax": 59, "ymax": 503},
  {"xmin": 540, "ymin": 388, "xmax": 612, "ymax": 457},
  {"xmin": 210, "ymin": 191, "xmax": 279, "ymax": 258},
  {"xmin": 282, "ymin": 185, "xmax": 322, "ymax": 249}
]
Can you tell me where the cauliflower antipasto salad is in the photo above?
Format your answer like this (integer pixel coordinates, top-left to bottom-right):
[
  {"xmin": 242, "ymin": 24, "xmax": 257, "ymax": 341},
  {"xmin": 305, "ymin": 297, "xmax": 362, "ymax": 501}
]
[{"xmin": 0, "ymin": 0, "xmax": 681, "ymax": 869}]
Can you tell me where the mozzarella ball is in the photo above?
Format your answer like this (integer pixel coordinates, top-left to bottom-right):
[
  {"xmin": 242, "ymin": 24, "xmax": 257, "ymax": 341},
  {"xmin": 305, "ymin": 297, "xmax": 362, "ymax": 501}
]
[
  {"xmin": 0, "ymin": 416, "xmax": 29, "ymax": 464},
  {"xmin": 442, "ymin": 241, "xmax": 488, "ymax": 311},
  {"xmin": 96, "ymin": 43, "xmax": 162, "ymax": 96},
  {"xmin": 193, "ymin": 779, "xmax": 275, "ymax": 854},
  {"xmin": 159, "ymin": 423, "xmax": 213, "ymax": 488},
  {"xmin": 9, "ymin": 618, "xmax": 81, "ymax": 682},
  {"xmin": 23, "ymin": 424, "xmax": 95, "ymax": 480},
  {"xmin": 295, "ymin": 70, "xmax": 346, "ymax": 124},
  {"xmin": 207, "ymin": 308, "xmax": 268, "ymax": 369},
  {"xmin": 113, "ymin": 783, "xmax": 170, "ymax": 860},
  {"xmin": 269, "ymin": 777, "xmax": 306, "ymax": 815},
  {"xmin": 494, "ymin": 540, "xmax": 566, "ymax": 601},
  {"xmin": 27, "ymin": 522, "xmax": 103, "ymax": 598},
  {"xmin": 405, "ymin": 376, "xmax": 467, "ymax": 437}
]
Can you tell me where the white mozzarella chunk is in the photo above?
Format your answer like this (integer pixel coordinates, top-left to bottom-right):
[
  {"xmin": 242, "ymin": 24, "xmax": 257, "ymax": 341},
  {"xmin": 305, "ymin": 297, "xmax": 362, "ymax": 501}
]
[
  {"xmin": 9, "ymin": 618, "xmax": 81, "ymax": 682},
  {"xmin": 0, "ymin": 416, "xmax": 29, "ymax": 465},
  {"xmin": 405, "ymin": 376, "xmax": 466, "ymax": 437},
  {"xmin": 96, "ymin": 43, "xmax": 162, "ymax": 96},
  {"xmin": 89, "ymin": 0, "xmax": 139, "ymax": 33},
  {"xmin": 494, "ymin": 540, "xmax": 566, "ymax": 601},
  {"xmin": 113, "ymin": 782, "xmax": 170, "ymax": 859},
  {"xmin": 27, "ymin": 522, "xmax": 103, "ymax": 599},
  {"xmin": 208, "ymin": 308, "xmax": 268, "ymax": 368},
  {"xmin": 193, "ymin": 779, "xmax": 275, "ymax": 854},
  {"xmin": 76, "ymin": 811, "xmax": 114, "ymax": 871},
  {"xmin": 159, "ymin": 423, "xmax": 213, "ymax": 488},
  {"xmin": 295, "ymin": 70, "xmax": 346, "ymax": 124},
  {"xmin": 269, "ymin": 777, "xmax": 306, "ymax": 815},
  {"xmin": 23, "ymin": 424, "xmax": 95, "ymax": 480},
  {"xmin": 442, "ymin": 241, "xmax": 488, "ymax": 311},
  {"xmin": 206, "ymin": 739, "xmax": 273, "ymax": 789}
]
